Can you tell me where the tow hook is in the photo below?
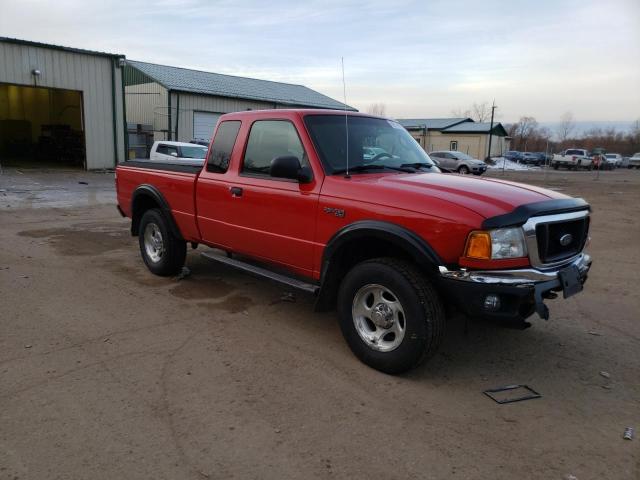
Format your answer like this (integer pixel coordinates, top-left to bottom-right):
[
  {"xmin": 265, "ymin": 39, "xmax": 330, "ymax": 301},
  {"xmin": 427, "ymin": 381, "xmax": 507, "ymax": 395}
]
[{"xmin": 533, "ymin": 280, "xmax": 558, "ymax": 320}]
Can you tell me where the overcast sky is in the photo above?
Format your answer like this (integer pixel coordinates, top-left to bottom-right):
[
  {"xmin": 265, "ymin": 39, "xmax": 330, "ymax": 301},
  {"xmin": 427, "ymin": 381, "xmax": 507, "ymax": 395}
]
[{"xmin": 2, "ymin": 0, "xmax": 639, "ymax": 123}]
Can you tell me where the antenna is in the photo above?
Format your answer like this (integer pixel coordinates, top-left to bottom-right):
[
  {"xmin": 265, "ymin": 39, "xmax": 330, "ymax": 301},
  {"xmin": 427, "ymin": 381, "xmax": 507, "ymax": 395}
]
[{"xmin": 341, "ymin": 57, "xmax": 350, "ymax": 178}]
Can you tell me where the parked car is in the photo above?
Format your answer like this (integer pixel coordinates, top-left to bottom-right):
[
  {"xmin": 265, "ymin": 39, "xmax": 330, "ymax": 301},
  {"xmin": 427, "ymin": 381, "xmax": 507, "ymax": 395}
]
[
  {"xmin": 551, "ymin": 149, "xmax": 594, "ymax": 170},
  {"xmin": 604, "ymin": 153, "xmax": 623, "ymax": 168},
  {"xmin": 505, "ymin": 151, "xmax": 523, "ymax": 162},
  {"xmin": 190, "ymin": 139, "xmax": 210, "ymax": 147},
  {"xmin": 428, "ymin": 150, "xmax": 487, "ymax": 175},
  {"xmin": 520, "ymin": 152, "xmax": 542, "ymax": 166},
  {"xmin": 533, "ymin": 152, "xmax": 551, "ymax": 164},
  {"xmin": 148, "ymin": 141, "xmax": 208, "ymax": 165},
  {"xmin": 629, "ymin": 153, "xmax": 640, "ymax": 169},
  {"xmin": 115, "ymin": 109, "xmax": 592, "ymax": 374}
]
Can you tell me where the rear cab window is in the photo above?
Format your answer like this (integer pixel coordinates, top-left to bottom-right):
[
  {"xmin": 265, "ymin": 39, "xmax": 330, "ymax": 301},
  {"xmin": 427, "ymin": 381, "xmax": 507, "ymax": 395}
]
[{"xmin": 207, "ymin": 121, "xmax": 241, "ymax": 173}]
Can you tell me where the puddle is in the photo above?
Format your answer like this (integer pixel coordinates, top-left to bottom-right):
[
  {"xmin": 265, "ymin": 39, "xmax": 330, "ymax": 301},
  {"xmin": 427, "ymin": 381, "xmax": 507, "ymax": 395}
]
[
  {"xmin": 198, "ymin": 294, "xmax": 254, "ymax": 313},
  {"xmin": 18, "ymin": 225, "xmax": 132, "ymax": 256},
  {"xmin": 106, "ymin": 262, "xmax": 168, "ymax": 287},
  {"xmin": 169, "ymin": 276, "xmax": 236, "ymax": 299}
]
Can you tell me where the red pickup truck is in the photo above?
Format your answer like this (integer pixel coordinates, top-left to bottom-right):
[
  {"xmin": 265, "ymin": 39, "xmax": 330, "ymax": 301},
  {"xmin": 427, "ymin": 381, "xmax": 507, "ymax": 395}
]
[{"xmin": 116, "ymin": 109, "xmax": 592, "ymax": 373}]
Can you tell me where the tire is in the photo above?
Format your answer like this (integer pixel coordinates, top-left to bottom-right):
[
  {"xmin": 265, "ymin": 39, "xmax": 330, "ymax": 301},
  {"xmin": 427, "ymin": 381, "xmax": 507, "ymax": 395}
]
[
  {"xmin": 337, "ymin": 258, "xmax": 445, "ymax": 374},
  {"xmin": 553, "ymin": 163, "xmax": 559, "ymax": 170},
  {"xmin": 458, "ymin": 165, "xmax": 470, "ymax": 175},
  {"xmin": 138, "ymin": 208, "xmax": 186, "ymax": 276}
]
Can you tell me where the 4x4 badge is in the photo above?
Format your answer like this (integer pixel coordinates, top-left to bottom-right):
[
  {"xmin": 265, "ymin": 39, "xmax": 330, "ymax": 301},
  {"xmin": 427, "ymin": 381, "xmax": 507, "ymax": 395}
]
[{"xmin": 323, "ymin": 207, "xmax": 345, "ymax": 218}]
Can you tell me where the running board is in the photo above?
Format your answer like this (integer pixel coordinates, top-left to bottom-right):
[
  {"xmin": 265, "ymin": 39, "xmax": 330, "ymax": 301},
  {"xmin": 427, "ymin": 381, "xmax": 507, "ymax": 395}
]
[{"xmin": 201, "ymin": 251, "xmax": 319, "ymax": 295}]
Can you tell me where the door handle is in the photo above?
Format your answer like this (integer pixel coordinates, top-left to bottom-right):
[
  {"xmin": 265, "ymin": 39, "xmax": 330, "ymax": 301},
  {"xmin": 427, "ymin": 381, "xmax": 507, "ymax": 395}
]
[{"xmin": 229, "ymin": 186, "xmax": 243, "ymax": 197}]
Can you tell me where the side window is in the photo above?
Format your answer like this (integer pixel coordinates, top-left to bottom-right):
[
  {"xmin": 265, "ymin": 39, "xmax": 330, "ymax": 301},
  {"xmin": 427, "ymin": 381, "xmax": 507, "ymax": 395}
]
[
  {"xmin": 156, "ymin": 144, "xmax": 168, "ymax": 155},
  {"xmin": 166, "ymin": 146, "xmax": 179, "ymax": 157},
  {"xmin": 207, "ymin": 120, "xmax": 241, "ymax": 173},
  {"xmin": 242, "ymin": 120, "xmax": 307, "ymax": 176}
]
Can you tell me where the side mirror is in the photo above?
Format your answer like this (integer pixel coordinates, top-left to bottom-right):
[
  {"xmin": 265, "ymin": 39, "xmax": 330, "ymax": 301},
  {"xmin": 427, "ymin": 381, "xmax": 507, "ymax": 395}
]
[{"xmin": 270, "ymin": 156, "xmax": 312, "ymax": 183}]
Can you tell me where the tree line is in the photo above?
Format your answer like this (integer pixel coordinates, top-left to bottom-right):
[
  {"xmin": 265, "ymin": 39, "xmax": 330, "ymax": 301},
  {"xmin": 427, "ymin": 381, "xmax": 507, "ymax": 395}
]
[{"xmin": 506, "ymin": 113, "xmax": 640, "ymax": 155}]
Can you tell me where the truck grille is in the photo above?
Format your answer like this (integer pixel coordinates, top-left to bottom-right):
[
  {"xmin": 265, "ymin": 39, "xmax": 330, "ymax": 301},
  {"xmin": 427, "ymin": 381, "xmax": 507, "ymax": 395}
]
[{"xmin": 535, "ymin": 216, "xmax": 590, "ymax": 263}]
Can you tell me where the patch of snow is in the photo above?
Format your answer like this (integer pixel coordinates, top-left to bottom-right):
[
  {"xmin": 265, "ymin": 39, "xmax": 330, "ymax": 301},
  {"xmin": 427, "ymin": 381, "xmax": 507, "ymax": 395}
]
[{"xmin": 488, "ymin": 157, "xmax": 541, "ymax": 171}]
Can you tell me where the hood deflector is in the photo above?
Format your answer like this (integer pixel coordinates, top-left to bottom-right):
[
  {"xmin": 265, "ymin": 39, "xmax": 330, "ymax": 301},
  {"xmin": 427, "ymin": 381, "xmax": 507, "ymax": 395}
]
[{"xmin": 481, "ymin": 198, "xmax": 590, "ymax": 229}]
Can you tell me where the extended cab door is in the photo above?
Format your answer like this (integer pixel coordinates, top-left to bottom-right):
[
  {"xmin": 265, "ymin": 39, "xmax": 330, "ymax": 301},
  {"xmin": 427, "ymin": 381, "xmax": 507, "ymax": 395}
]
[{"xmin": 197, "ymin": 117, "xmax": 322, "ymax": 278}]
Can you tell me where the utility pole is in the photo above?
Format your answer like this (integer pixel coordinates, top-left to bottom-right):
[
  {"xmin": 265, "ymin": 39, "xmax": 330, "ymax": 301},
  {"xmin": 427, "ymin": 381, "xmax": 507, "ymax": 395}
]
[{"xmin": 486, "ymin": 99, "xmax": 497, "ymax": 161}]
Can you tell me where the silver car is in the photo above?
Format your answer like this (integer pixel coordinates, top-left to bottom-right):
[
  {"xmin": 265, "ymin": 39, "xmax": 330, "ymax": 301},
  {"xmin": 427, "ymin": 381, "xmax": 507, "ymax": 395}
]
[{"xmin": 429, "ymin": 150, "xmax": 487, "ymax": 175}]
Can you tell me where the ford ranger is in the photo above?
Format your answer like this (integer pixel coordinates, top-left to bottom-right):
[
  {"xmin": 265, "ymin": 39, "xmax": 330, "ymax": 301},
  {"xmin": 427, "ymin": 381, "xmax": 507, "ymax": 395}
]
[{"xmin": 115, "ymin": 110, "xmax": 592, "ymax": 374}]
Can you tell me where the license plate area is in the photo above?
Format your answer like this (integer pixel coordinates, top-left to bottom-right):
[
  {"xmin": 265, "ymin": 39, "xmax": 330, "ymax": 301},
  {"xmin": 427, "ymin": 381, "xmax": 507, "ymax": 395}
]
[{"xmin": 559, "ymin": 264, "xmax": 583, "ymax": 298}]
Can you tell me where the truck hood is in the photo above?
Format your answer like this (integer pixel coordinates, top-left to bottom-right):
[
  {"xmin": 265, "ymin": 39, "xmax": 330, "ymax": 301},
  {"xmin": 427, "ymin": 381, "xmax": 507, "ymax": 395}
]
[{"xmin": 336, "ymin": 173, "xmax": 569, "ymax": 220}]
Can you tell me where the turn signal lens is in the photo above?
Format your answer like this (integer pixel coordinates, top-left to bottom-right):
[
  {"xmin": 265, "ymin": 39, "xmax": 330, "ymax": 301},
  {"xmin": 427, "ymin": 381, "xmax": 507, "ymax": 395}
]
[{"xmin": 464, "ymin": 231, "xmax": 491, "ymax": 259}]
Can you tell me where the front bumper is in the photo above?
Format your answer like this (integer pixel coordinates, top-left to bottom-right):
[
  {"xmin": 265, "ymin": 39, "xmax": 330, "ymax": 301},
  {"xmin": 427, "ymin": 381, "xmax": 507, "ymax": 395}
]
[{"xmin": 437, "ymin": 253, "xmax": 592, "ymax": 324}]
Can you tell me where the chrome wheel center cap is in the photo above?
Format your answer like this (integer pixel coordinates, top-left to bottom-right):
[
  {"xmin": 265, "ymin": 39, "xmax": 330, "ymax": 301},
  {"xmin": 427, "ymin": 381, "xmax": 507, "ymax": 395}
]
[{"xmin": 371, "ymin": 303, "xmax": 394, "ymax": 329}]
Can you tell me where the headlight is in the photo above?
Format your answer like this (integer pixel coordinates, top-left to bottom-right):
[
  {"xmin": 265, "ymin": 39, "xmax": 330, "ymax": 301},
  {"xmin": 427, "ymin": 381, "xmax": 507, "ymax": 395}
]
[
  {"xmin": 464, "ymin": 228, "xmax": 527, "ymax": 260},
  {"xmin": 490, "ymin": 228, "xmax": 526, "ymax": 258}
]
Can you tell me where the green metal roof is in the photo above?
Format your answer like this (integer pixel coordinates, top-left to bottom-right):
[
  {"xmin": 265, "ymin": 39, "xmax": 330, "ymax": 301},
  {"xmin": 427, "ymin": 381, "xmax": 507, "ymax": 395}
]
[
  {"xmin": 396, "ymin": 118, "xmax": 471, "ymax": 130},
  {"xmin": 0, "ymin": 36, "xmax": 124, "ymax": 59},
  {"xmin": 126, "ymin": 60, "xmax": 356, "ymax": 111},
  {"xmin": 442, "ymin": 121, "xmax": 508, "ymax": 136}
]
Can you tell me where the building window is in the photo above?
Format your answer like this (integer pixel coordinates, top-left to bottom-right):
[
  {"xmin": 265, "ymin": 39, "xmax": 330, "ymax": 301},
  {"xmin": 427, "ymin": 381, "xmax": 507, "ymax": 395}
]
[{"xmin": 450, "ymin": 141, "xmax": 458, "ymax": 151}]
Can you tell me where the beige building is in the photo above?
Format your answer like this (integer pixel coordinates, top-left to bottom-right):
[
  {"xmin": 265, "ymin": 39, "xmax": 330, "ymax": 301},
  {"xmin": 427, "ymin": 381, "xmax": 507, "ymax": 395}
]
[
  {"xmin": 124, "ymin": 61, "xmax": 354, "ymax": 157},
  {"xmin": 0, "ymin": 37, "xmax": 126, "ymax": 170},
  {"xmin": 398, "ymin": 118, "xmax": 510, "ymax": 159}
]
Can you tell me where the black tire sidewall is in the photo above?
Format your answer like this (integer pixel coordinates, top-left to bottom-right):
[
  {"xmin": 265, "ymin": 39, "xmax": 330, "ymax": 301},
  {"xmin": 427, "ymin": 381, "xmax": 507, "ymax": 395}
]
[
  {"xmin": 138, "ymin": 209, "xmax": 185, "ymax": 276},
  {"xmin": 337, "ymin": 260, "xmax": 436, "ymax": 374}
]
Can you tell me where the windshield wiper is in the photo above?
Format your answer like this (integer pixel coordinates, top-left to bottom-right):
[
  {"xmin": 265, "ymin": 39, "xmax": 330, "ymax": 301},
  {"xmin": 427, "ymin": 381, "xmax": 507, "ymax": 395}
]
[
  {"xmin": 400, "ymin": 163, "xmax": 434, "ymax": 170},
  {"xmin": 332, "ymin": 164, "xmax": 415, "ymax": 175}
]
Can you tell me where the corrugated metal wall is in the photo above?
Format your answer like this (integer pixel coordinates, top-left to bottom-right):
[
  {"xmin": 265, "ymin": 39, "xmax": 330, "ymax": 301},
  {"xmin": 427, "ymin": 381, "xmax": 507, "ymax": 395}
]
[
  {"xmin": 0, "ymin": 41, "xmax": 125, "ymax": 169},
  {"xmin": 171, "ymin": 92, "xmax": 275, "ymax": 142}
]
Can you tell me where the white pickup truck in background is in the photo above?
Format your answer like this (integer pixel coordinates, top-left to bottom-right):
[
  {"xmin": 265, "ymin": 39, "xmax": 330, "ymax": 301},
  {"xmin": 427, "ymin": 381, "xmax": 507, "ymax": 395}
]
[
  {"xmin": 148, "ymin": 141, "xmax": 208, "ymax": 165},
  {"xmin": 551, "ymin": 149, "xmax": 594, "ymax": 170}
]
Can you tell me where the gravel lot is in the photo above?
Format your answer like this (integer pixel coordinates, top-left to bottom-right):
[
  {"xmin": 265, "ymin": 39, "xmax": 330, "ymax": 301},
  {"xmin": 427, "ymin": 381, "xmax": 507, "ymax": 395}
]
[{"xmin": 1, "ymin": 168, "xmax": 638, "ymax": 480}]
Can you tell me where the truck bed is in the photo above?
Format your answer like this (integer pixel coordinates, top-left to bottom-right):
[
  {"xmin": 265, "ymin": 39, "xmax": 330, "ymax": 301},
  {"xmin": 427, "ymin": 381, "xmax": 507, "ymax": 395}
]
[{"xmin": 116, "ymin": 161, "xmax": 202, "ymax": 242}]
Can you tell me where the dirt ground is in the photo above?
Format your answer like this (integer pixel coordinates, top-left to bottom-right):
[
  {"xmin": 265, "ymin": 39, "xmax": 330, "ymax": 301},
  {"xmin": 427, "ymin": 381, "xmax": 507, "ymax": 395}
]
[{"xmin": 0, "ymin": 168, "xmax": 638, "ymax": 480}]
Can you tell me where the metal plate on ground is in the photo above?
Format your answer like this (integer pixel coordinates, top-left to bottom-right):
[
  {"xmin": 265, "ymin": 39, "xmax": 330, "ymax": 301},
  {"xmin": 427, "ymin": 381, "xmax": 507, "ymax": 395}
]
[
  {"xmin": 483, "ymin": 384, "xmax": 541, "ymax": 404},
  {"xmin": 559, "ymin": 264, "xmax": 583, "ymax": 298}
]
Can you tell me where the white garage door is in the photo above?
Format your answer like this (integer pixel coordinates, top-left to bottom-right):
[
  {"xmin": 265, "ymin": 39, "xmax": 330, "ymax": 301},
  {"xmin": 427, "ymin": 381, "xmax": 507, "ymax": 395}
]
[{"xmin": 193, "ymin": 111, "xmax": 221, "ymax": 142}]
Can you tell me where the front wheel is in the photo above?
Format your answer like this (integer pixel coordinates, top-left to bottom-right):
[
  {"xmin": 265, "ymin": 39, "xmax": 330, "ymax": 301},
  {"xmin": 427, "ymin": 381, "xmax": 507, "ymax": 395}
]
[
  {"xmin": 138, "ymin": 208, "xmax": 186, "ymax": 276},
  {"xmin": 458, "ymin": 165, "xmax": 470, "ymax": 174},
  {"xmin": 337, "ymin": 258, "xmax": 445, "ymax": 374}
]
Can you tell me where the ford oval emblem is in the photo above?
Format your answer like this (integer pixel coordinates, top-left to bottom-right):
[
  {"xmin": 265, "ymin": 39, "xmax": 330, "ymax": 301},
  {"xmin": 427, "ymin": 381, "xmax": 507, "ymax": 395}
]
[{"xmin": 559, "ymin": 233, "xmax": 573, "ymax": 246}]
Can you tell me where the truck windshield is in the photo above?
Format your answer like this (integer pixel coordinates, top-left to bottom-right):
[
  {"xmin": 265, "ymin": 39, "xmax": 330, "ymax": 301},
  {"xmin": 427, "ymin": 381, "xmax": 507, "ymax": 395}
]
[
  {"xmin": 180, "ymin": 146, "xmax": 208, "ymax": 159},
  {"xmin": 304, "ymin": 115, "xmax": 437, "ymax": 174}
]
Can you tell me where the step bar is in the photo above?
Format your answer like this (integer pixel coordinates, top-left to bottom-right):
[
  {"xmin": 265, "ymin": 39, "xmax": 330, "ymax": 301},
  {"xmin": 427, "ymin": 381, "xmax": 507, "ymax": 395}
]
[{"xmin": 201, "ymin": 251, "xmax": 319, "ymax": 295}]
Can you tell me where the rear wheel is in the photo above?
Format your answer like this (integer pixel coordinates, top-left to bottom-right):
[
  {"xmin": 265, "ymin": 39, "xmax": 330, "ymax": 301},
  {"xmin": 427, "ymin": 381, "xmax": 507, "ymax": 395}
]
[
  {"xmin": 138, "ymin": 208, "xmax": 186, "ymax": 276},
  {"xmin": 553, "ymin": 163, "xmax": 559, "ymax": 170},
  {"xmin": 337, "ymin": 258, "xmax": 445, "ymax": 374}
]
